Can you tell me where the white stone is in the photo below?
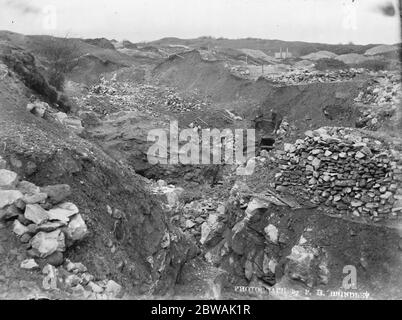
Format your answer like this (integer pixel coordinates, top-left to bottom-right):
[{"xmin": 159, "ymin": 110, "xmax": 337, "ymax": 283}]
[
  {"xmin": 311, "ymin": 158, "xmax": 321, "ymax": 169},
  {"xmin": 22, "ymin": 192, "xmax": 48, "ymax": 205},
  {"xmin": 47, "ymin": 202, "xmax": 79, "ymax": 223},
  {"xmin": 104, "ymin": 280, "xmax": 122, "ymax": 297},
  {"xmin": 24, "ymin": 204, "xmax": 49, "ymax": 225},
  {"xmin": 13, "ymin": 220, "xmax": 29, "ymax": 236},
  {"xmin": 30, "ymin": 230, "xmax": 65, "ymax": 258},
  {"xmin": 64, "ymin": 214, "xmax": 88, "ymax": 241},
  {"xmin": 355, "ymin": 151, "xmax": 366, "ymax": 159},
  {"xmin": 185, "ymin": 220, "xmax": 196, "ymax": 229},
  {"xmin": 42, "ymin": 264, "xmax": 58, "ymax": 290},
  {"xmin": 0, "ymin": 169, "xmax": 18, "ymax": 188},
  {"xmin": 88, "ymin": 281, "xmax": 104, "ymax": 293},
  {"xmin": 284, "ymin": 143, "xmax": 296, "ymax": 153},
  {"xmin": 380, "ymin": 192, "xmax": 393, "ymax": 200},
  {"xmin": 157, "ymin": 179, "xmax": 167, "ymax": 188},
  {"xmin": 299, "ymin": 235, "xmax": 308, "ymax": 245},
  {"xmin": 54, "ymin": 112, "xmax": 68, "ymax": 123},
  {"xmin": 20, "ymin": 259, "xmax": 39, "ymax": 270},
  {"xmin": 264, "ymin": 224, "xmax": 278, "ymax": 244},
  {"xmin": 0, "ymin": 190, "xmax": 23, "ymax": 209}
]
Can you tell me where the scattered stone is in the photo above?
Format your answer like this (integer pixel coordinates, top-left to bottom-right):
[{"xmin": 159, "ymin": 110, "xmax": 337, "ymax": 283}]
[
  {"xmin": 264, "ymin": 224, "xmax": 279, "ymax": 244},
  {"xmin": 42, "ymin": 264, "xmax": 58, "ymax": 290},
  {"xmin": 185, "ymin": 220, "xmax": 196, "ymax": 229},
  {"xmin": 20, "ymin": 259, "xmax": 39, "ymax": 270},
  {"xmin": 27, "ymin": 101, "xmax": 48, "ymax": 118},
  {"xmin": 355, "ymin": 151, "xmax": 366, "ymax": 159}
]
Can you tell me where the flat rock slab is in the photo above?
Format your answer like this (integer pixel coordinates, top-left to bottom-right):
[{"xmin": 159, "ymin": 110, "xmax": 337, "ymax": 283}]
[
  {"xmin": 47, "ymin": 202, "xmax": 79, "ymax": 223},
  {"xmin": 0, "ymin": 190, "xmax": 23, "ymax": 209},
  {"xmin": 24, "ymin": 204, "xmax": 49, "ymax": 225}
]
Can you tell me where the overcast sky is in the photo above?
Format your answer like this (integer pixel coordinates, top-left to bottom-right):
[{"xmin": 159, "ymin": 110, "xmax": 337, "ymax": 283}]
[{"xmin": 0, "ymin": 0, "xmax": 400, "ymax": 44}]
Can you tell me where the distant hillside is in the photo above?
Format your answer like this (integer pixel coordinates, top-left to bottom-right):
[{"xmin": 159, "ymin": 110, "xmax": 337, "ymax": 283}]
[
  {"xmin": 145, "ymin": 37, "xmax": 380, "ymax": 57},
  {"xmin": 0, "ymin": 30, "xmax": 137, "ymax": 84}
]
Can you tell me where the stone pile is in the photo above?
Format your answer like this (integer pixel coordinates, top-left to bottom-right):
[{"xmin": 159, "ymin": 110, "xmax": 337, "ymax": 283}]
[
  {"xmin": 274, "ymin": 127, "xmax": 402, "ymax": 220},
  {"xmin": 21, "ymin": 258, "xmax": 122, "ymax": 298},
  {"xmin": 264, "ymin": 68, "xmax": 363, "ymax": 86},
  {"xmin": 81, "ymin": 76, "xmax": 210, "ymax": 117},
  {"xmin": 164, "ymin": 90, "xmax": 208, "ymax": 113},
  {"xmin": 0, "ymin": 156, "xmax": 88, "ymax": 266},
  {"xmin": 228, "ymin": 65, "xmax": 250, "ymax": 78},
  {"xmin": 354, "ymin": 72, "xmax": 401, "ymax": 130}
]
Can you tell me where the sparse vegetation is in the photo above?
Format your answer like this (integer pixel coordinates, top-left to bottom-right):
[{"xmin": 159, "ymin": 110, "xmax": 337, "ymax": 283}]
[
  {"xmin": 351, "ymin": 59, "xmax": 391, "ymax": 71},
  {"xmin": 39, "ymin": 37, "xmax": 78, "ymax": 91}
]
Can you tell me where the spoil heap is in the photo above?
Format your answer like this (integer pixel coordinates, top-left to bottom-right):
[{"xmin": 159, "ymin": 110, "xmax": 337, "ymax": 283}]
[
  {"xmin": 355, "ymin": 72, "xmax": 400, "ymax": 105},
  {"xmin": 274, "ymin": 127, "xmax": 402, "ymax": 221},
  {"xmin": 81, "ymin": 76, "xmax": 210, "ymax": 116},
  {"xmin": 354, "ymin": 72, "xmax": 401, "ymax": 130}
]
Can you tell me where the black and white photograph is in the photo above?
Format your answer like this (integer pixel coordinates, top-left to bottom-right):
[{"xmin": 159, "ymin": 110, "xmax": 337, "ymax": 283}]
[{"xmin": 0, "ymin": 0, "xmax": 401, "ymax": 307}]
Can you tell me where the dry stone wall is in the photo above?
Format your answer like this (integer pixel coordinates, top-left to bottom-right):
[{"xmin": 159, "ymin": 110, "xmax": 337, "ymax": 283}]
[{"xmin": 274, "ymin": 127, "xmax": 402, "ymax": 221}]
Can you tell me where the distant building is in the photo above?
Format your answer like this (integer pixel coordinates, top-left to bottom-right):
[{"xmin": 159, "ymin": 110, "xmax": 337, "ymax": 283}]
[{"xmin": 274, "ymin": 48, "xmax": 292, "ymax": 59}]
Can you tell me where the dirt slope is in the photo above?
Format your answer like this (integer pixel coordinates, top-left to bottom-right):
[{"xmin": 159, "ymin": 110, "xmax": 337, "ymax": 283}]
[{"xmin": 0, "ymin": 59, "xmax": 193, "ymax": 297}]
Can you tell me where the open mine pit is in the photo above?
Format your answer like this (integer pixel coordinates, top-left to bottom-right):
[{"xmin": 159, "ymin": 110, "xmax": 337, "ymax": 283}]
[{"xmin": 0, "ymin": 1, "xmax": 401, "ymax": 304}]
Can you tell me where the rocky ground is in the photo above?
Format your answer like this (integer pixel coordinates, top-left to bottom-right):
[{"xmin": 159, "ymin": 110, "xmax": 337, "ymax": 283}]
[{"xmin": 0, "ymin": 32, "xmax": 401, "ymax": 300}]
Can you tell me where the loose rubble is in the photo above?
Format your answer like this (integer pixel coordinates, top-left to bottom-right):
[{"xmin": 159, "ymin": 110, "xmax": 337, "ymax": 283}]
[
  {"xmin": 78, "ymin": 76, "xmax": 211, "ymax": 117},
  {"xmin": 0, "ymin": 154, "xmax": 124, "ymax": 299},
  {"xmin": 354, "ymin": 72, "xmax": 401, "ymax": 130}
]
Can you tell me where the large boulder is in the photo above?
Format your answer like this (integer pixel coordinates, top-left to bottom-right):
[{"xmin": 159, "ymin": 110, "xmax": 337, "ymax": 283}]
[
  {"xmin": 30, "ymin": 229, "xmax": 66, "ymax": 258},
  {"xmin": 0, "ymin": 189, "xmax": 23, "ymax": 209},
  {"xmin": 26, "ymin": 101, "xmax": 48, "ymax": 118}
]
